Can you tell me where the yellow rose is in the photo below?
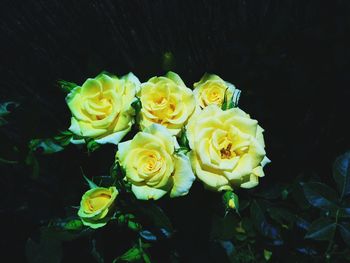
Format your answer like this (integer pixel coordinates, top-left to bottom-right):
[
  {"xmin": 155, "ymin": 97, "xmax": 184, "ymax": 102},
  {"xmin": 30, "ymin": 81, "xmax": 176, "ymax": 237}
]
[
  {"xmin": 137, "ymin": 72, "xmax": 196, "ymax": 136},
  {"xmin": 66, "ymin": 73, "xmax": 140, "ymax": 144},
  {"xmin": 78, "ymin": 186, "xmax": 118, "ymax": 229},
  {"xmin": 187, "ymin": 105, "xmax": 270, "ymax": 191},
  {"xmin": 117, "ymin": 124, "xmax": 195, "ymax": 200},
  {"xmin": 193, "ymin": 74, "xmax": 240, "ymax": 109}
]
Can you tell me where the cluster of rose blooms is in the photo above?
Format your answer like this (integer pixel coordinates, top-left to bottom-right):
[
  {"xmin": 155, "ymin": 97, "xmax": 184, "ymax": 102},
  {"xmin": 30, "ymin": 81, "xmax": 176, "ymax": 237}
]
[{"xmin": 66, "ymin": 72, "xmax": 270, "ymax": 228}]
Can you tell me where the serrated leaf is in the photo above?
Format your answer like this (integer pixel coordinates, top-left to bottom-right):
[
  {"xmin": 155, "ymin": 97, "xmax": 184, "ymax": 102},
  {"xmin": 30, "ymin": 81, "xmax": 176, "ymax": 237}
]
[
  {"xmin": 301, "ymin": 182, "xmax": 339, "ymax": 212},
  {"xmin": 219, "ymin": 240, "xmax": 235, "ymax": 262},
  {"xmin": 267, "ymin": 207, "xmax": 296, "ymax": 228},
  {"xmin": 64, "ymin": 219, "xmax": 83, "ymax": 231},
  {"xmin": 139, "ymin": 230, "xmax": 157, "ymax": 242},
  {"xmin": 250, "ymin": 200, "xmax": 281, "ymax": 241},
  {"xmin": 0, "ymin": 101, "xmax": 19, "ymax": 117},
  {"xmin": 211, "ymin": 214, "xmax": 238, "ymax": 240},
  {"xmin": 292, "ymin": 182, "xmax": 311, "ymax": 209},
  {"xmin": 339, "ymin": 222, "xmax": 350, "ymax": 246},
  {"xmin": 137, "ymin": 203, "xmax": 173, "ymax": 234},
  {"xmin": 296, "ymin": 247, "xmax": 317, "ymax": 256},
  {"xmin": 254, "ymin": 184, "xmax": 284, "ymax": 200},
  {"xmin": 113, "ymin": 246, "xmax": 142, "ymax": 262},
  {"xmin": 295, "ymin": 216, "xmax": 310, "ymax": 231},
  {"xmin": 333, "ymin": 152, "xmax": 350, "ymax": 199},
  {"xmin": 29, "ymin": 139, "xmax": 64, "ymax": 154},
  {"xmin": 304, "ymin": 217, "xmax": 336, "ymax": 241},
  {"xmin": 339, "ymin": 207, "xmax": 350, "ymax": 218}
]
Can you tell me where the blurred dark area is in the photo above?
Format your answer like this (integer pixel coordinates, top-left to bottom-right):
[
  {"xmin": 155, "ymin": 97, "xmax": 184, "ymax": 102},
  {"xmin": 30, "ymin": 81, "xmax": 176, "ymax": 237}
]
[{"xmin": 1, "ymin": 0, "xmax": 350, "ymax": 262}]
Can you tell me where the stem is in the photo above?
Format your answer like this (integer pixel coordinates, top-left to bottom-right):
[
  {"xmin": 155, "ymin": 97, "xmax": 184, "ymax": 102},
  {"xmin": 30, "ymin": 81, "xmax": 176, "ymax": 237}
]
[
  {"xmin": 325, "ymin": 209, "xmax": 340, "ymax": 260},
  {"xmin": 0, "ymin": 157, "xmax": 18, "ymax": 164}
]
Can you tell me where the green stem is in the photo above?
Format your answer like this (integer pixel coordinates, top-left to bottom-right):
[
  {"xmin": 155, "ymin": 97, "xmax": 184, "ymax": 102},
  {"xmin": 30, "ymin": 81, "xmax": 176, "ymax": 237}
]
[
  {"xmin": 0, "ymin": 157, "xmax": 18, "ymax": 164},
  {"xmin": 325, "ymin": 209, "xmax": 340, "ymax": 260}
]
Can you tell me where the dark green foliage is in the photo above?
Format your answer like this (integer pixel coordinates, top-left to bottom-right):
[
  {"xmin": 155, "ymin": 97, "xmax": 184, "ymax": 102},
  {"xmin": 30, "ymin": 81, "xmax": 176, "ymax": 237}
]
[{"xmin": 2, "ymin": 0, "xmax": 350, "ymax": 262}]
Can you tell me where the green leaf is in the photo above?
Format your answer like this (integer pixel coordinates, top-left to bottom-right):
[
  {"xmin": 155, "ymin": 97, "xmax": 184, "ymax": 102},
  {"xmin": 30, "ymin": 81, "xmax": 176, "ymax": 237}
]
[
  {"xmin": 267, "ymin": 207, "xmax": 296, "ymax": 229},
  {"xmin": 174, "ymin": 147, "xmax": 190, "ymax": 155},
  {"xmin": 339, "ymin": 207, "xmax": 350, "ymax": 218},
  {"xmin": 304, "ymin": 217, "xmax": 336, "ymax": 241},
  {"xmin": 86, "ymin": 138, "xmax": 101, "ymax": 153},
  {"xmin": 64, "ymin": 219, "xmax": 83, "ymax": 231},
  {"xmin": 29, "ymin": 139, "xmax": 64, "ymax": 154},
  {"xmin": 241, "ymin": 217, "xmax": 256, "ymax": 238},
  {"xmin": 333, "ymin": 152, "xmax": 350, "ymax": 199},
  {"xmin": 221, "ymin": 88, "xmax": 229, "ymax": 110},
  {"xmin": 178, "ymin": 127, "xmax": 190, "ymax": 149},
  {"xmin": 250, "ymin": 200, "xmax": 281, "ymax": 241},
  {"xmin": 254, "ymin": 184, "xmax": 284, "ymax": 200},
  {"xmin": 0, "ymin": 101, "xmax": 19, "ymax": 117},
  {"xmin": 26, "ymin": 225, "xmax": 86, "ymax": 263},
  {"xmin": 264, "ymin": 249, "xmax": 272, "ymax": 261},
  {"xmin": 291, "ymin": 182, "xmax": 311, "ymax": 209},
  {"xmin": 295, "ymin": 216, "xmax": 310, "ymax": 231},
  {"xmin": 210, "ymin": 213, "xmax": 238, "ymax": 240},
  {"xmin": 142, "ymin": 253, "xmax": 152, "ymax": 263},
  {"xmin": 218, "ymin": 240, "xmax": 235, "ymax": 262},
  {"xmin": 57, "ymin": 80, "xmax": 78, "ymax": 93},
  {"xmin": 137, "ymin": 202, "xmax": 173, "ymax": 234},
  {"xmin": 83, "ymin": 174, "xmax": 98, "ymax": 189},
  {"xmin": 296, "ymin": 247, "xmax": 317, "ymax": 256},
  {"xmin": 113, "ymin": 246, "xmax": 142, "ymax": 262},
  {"xmin": 128, "ymin": 221, "xmax": 141, "ymax": 231},
  {"xmin": 301, "ymin": 182, "xmax": 339, "ymax": 212},
  {"xmin": 339, "ymin": 222, "xmax": 350, "ymax": 246},
  {"xmin": 53, "ymin": 130, "xmax": 73, "ymax": 146},
  {"xmin": 131, "ymin": 97, "xmax": 142, "ymax": 116},
  {"xmin": 139, "ymin": 230, "xmax": 157, "ymax": 242}
]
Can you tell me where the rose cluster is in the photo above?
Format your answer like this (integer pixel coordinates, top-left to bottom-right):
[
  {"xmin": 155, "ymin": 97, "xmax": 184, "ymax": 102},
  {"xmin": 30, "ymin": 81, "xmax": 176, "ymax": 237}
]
[{"xmin": 67, "ymin": 72, "xmax": 270, "ymax": 228}]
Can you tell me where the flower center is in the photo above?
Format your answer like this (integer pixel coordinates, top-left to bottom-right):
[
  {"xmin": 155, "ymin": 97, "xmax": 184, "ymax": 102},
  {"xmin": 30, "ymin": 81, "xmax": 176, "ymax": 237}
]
[
  {"xmin": 220, "ymin": 143, "xmax": 233, "ymax": 159},
  {"xmin": 87, "ymin": 193, "xmax": 111, "ymax": 212},
  {"xmin": 138, "ymin": 152, "xmax": 163, "ymax": 177}
]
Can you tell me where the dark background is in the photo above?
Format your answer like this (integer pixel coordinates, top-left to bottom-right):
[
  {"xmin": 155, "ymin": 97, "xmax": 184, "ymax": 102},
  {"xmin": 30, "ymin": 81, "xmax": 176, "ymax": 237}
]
[{"xmin": 1, "ymin": 0, "xmax": 350, "ymax": 262}]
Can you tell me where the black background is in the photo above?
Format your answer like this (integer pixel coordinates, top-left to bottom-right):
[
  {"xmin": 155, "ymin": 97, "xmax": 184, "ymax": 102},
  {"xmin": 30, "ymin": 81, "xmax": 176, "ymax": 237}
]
[{"xmin": 1, "ymin": 0, "xmax": 350, "ymax": 262}]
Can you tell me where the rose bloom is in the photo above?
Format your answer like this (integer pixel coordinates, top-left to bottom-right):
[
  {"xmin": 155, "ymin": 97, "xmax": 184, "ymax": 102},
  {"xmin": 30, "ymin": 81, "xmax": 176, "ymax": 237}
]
[
  {"xmin": 187, "ymin": 105, "xmax": 270, "ymax": 191},
  {"xmin": 78, "ymin": 186, "xmax": 118, "ymax": 229},
  {"xmin": 117, "ymin": 124, "xmax": 195, "ymax": 200},
  {"xmin": 137, "ymin": 71, "xmax": 196, "ymax": 136},
  {"xmin": 66, "ymin": 73, "xmax": 140, "ymax": 144},
  {"xmin": 193, "ymin": 74, "xmax": 239, "ymax": 109}
]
